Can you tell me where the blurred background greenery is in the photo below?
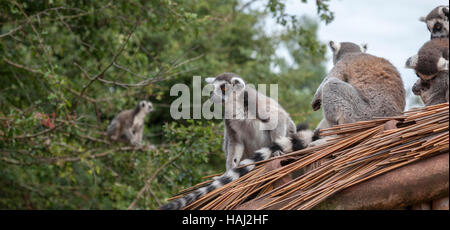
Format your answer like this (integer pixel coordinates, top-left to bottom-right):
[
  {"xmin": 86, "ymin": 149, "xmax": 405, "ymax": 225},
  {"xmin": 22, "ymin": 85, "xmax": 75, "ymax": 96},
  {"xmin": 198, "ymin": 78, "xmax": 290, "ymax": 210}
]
[{"xmin": 0, "ymin": 0, "xmax": 333, "ymax": 209}]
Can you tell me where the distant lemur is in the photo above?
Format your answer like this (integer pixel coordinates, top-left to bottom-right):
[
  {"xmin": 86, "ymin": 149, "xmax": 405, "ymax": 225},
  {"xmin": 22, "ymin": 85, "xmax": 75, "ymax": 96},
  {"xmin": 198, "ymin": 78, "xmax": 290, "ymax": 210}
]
[
  {"xmin": 106, "ymin": 100, "xmax": 153, "ymax": 146},
  {"xmin": 311, "ymin": 41, "xmax": 406, "ymax": 135},
  {"xmin": 159, "ymin": 73, "xmax": 315, "ymax": 210}
]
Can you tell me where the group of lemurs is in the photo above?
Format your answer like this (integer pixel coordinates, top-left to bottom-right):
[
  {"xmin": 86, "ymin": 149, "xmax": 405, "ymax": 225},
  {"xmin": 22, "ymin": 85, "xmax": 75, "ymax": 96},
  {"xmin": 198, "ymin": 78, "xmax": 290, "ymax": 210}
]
[
  {"xmin": 407, "ymin": 5, "xmax": 449, "ymax": 106},
  {"xmin": 103, "ymin": 5, "xmax": 448, "ymax": 210}
]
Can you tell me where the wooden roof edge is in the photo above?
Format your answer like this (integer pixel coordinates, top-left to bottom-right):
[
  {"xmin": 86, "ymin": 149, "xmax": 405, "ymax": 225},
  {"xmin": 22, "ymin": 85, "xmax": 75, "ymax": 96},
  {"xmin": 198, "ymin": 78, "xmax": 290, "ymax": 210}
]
[{"xmin": 236, "ymin": 152, "xmax": 449, "ymax": 210}]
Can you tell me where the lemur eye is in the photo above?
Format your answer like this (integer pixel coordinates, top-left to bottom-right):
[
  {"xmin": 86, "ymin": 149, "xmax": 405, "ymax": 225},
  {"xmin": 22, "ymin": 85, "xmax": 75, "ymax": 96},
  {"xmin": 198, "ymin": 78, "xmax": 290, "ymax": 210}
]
[
  {"xmin": 220, "ymin": 84, "xmax": 226, "ymax": 93},
  {"xmin": 434, "ymin": 23, "xmax": 442, "ymax": 31}
]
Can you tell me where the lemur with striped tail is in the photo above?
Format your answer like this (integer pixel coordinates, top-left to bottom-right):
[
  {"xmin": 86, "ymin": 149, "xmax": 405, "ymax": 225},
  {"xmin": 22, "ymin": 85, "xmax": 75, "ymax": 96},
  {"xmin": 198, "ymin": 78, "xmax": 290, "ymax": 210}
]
[{"xmin": 159, "ymin": 73, "xmax": 315, "ymax": 210}]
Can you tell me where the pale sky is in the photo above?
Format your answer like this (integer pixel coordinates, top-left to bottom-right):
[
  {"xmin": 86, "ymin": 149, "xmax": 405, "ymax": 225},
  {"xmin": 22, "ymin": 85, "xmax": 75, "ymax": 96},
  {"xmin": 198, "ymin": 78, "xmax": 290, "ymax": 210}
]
[{"xmin": 254, "ymin": 0, "xmax": 448, "ymax": 109}]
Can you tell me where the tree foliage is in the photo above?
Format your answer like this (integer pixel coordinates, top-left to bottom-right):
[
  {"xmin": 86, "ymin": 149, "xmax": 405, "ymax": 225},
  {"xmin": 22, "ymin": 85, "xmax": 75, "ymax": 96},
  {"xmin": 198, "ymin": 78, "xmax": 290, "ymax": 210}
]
[{"xmin": 0, "ymin": 0, "xmax": 330, "ymax": 209}]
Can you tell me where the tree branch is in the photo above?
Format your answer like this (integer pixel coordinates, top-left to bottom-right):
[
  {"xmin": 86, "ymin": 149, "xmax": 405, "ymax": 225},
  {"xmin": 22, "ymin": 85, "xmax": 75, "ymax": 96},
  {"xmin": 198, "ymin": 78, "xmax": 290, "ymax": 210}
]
[
  {"xmin": 72, "ymin": 19, "xmax": 140, "ymax": 111},
  {"xmin": 127, "ymin": 150, "xmax": 185, "ymax": 210}
]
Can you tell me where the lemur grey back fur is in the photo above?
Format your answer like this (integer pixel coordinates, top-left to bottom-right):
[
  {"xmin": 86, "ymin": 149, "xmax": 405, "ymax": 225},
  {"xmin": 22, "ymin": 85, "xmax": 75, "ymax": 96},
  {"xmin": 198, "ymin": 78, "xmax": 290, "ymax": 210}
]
[
  {"xmin": 407, "ymin": 38, "xmax": 449, "ymax": 106},
  {"xmin": 106, "ymin": 100, "xmax": 153, "ymax": 146},
  {"xmin": 159, "ymin": 73, "xmax": 314, "ymax": 210},
  {"xmin": 311, "ymin": 41, "xmax": 405, "ymax": 133},
  {"xmin": 420, "ymin": 5, "xmax": 449, "ymax": 39}
]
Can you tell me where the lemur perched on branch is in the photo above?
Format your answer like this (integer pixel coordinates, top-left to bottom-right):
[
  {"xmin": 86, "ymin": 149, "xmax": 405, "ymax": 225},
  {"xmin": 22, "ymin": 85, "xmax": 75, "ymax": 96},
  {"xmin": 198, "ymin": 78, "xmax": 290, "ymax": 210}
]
[{"xmin": 106, "ymin": 100, "xmax": 153, "ymax": 146}]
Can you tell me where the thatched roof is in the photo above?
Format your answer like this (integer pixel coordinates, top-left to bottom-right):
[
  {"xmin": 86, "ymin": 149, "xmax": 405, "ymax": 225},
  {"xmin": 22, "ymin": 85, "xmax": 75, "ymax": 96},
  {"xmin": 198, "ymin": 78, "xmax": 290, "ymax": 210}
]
[{"xmin": 170, "ymin": 103, "xmax": 449, "ymax": 210}]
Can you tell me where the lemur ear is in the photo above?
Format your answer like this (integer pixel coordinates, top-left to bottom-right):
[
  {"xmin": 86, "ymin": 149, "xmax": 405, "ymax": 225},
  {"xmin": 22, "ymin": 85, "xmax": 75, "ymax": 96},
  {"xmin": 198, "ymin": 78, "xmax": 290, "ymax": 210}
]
[
  {"xmin": 329, "ymin": 41, "xmax": 340, "ymax": 53},
  {"xmin": 405, "ymin": 55, "xmax": 418, "ymax": 69},
  {"xmin": 205, "ymin": 77, "xmax": 215, "ymax": 84},
  {"xmin": 360, "ymin": 43, "xmax": 368, "ymax": 53},
  {"xmin": 437, "ymin": 57, "xmax": 449, "ymax": 71},
  {"xmin": 440, "ymin": 6, "xmax": 449, "ymax": 18},
  {"xmin": 419, "ymin": 16, "xmax": 427, "ymax": 22},
  {"xmin": 230, "ymin": 77, "xmax": 246, "ymax": 89}
]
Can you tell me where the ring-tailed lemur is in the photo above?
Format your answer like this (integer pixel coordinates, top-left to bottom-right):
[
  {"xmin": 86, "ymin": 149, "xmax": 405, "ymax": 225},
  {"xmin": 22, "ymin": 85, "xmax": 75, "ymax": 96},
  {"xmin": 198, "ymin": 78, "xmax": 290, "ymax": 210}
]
[
  {"xmin": 106, "ymin": 100, "xmax": 153, "ymax": 146},
  {"xmin": 406, "ymin": 38, "xmax": 449, "ymax": 105},
  {"xmin": 419, "ymin": 5, "xmax": 449, "ymax": 39},
  {"xmin": 207, "ymin": 73, "xmax": 299, "ymax": 170},
  {"xmin": 159, "ymin": 73, "xmax": 314, "ymax": 210},
  {"xmin": 405, "ymin": 38, "xmax": 449, "ymax": 81},
  {"xmin": 310, "ymin": 41, "xmax": 405, "ymax": 143},
  {"xmin": 412, "ymin": 75, "xmax": 448, "ymax": 106}
]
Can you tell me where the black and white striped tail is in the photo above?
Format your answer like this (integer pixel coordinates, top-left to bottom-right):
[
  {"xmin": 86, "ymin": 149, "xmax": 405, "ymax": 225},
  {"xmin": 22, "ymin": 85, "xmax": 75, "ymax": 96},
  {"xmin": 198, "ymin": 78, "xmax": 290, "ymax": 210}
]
[
  {"xmin": 159, "ymin": 129, "xmax": 314, "ymax": 210},
  {"xmin": 296, "ymin": 122, "xmax": 309, "ymax": 132}
]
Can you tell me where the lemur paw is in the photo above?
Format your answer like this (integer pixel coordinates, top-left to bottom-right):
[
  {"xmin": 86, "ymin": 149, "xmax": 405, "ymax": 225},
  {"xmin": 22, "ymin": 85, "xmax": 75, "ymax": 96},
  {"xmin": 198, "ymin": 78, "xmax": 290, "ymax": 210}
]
[
  {"xmin": 130, "ymin": 140, "xmax": 141, "ymax": 147},
  {"xmin": 308, "ymin": 138, "xmax": 328, "ymax": 147},
  {"xmin": 272, "ymin": 150, "xmax": 284, "ymax": 157}
]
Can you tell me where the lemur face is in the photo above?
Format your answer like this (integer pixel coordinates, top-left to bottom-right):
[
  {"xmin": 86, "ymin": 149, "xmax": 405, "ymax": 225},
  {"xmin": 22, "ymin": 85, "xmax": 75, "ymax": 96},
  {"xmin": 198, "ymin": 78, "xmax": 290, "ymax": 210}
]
[
  {"xmin": 139, "ymin": 101, "xmax": 153, "ymax": 113},
  {"xmin": 205, "ymin": 73, "xmax": 246, "ymax": 104},
  {"xmin": 329, "ymin": 41, "xmax": 368, "ymax": 65},
  {"xmin": 429, "ymin": 20, "xmax": 448, "ymax": 39},
  {"xmin": 412, "ymin": 78, "xmax": 430, "ymax": 96},
  {"xmin": 412, "ymin": 73, "xmax": 448, "ymax": 106},
  {"xmin": 420, "ymin": 6, "xmax": 449, "ymax": 39}
]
